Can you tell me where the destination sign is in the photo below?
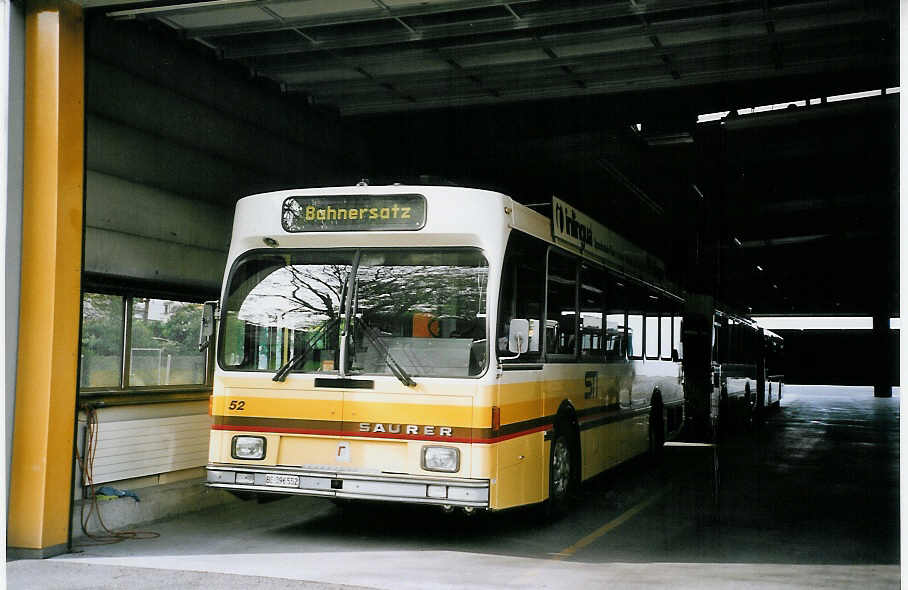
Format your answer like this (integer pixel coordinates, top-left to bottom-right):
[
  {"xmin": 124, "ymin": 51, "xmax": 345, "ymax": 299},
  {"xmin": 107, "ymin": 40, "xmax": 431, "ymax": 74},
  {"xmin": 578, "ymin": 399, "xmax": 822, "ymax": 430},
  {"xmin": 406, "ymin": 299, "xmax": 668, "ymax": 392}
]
[
  {"xmin": 551, "ymin": 196, "xmax": 666, "ymax": 282},
  {"xmin": 282, "ymin": 194, "xmax": 427, "ymax": 232}
]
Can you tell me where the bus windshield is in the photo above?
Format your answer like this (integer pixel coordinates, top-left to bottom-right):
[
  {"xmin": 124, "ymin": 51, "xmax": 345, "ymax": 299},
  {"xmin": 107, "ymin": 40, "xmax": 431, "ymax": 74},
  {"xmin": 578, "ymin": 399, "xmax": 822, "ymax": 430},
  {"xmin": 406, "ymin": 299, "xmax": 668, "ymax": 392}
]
[{"xmin": 220, "ymin": 248, "xmax": 489, "ymax": 378}]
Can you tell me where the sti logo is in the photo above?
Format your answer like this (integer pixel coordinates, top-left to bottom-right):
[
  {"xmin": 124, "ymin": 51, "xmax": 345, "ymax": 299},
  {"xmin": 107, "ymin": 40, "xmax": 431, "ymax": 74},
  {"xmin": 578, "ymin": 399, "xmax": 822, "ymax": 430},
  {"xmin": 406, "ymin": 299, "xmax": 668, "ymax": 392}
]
[{"xmin": 554, "ymin": 201, "xmax": 594, "ymax": 247}]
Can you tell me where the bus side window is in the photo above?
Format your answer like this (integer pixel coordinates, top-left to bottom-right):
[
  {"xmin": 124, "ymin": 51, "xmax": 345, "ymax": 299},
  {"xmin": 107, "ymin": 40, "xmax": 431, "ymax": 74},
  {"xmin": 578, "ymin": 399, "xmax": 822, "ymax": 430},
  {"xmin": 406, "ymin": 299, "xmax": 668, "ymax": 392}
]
[
  {"xmin": 496, "ymin": 231, "xmax": 546, "ymax": 362},
  {"xmin": 546, "ymin": 250, "xmax": 578, "ymax": 358},
  {"xmin": 660, "ymin": 311, "xmax": 672, "ymax": 360},
  {"xmin": 627, "ymin": 313, "xmax": 643, "ymax": 359},
  {"xmin": 625, "ymin": 282, "xmax": 648, "ymax": 360},
  {"xmin": 645, "ymin": 313, "xmax": 659, "ymax": 359},
  {"xmin": 580, "ymin": 265, "xmax": 606, "ymax": 361},
  {"xmin": 605, "ymin": 278, "xmax": 627, "ymax": 362},
  {"xmin": 672, "ymin": 316, "xmax": 683, "ymax": 361}
]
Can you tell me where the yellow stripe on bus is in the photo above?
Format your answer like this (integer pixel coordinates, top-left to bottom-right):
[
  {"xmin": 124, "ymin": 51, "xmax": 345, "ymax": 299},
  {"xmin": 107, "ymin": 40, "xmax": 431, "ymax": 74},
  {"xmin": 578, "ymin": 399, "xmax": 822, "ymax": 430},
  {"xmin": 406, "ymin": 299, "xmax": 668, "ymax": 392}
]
[
  {"xmin": 342, "ymin": 400, "xmax": 473, "ymax": 426},
  {"xmin": 212, "ymin": 377, "xmax": 611, "ymax": 429},
  {"xmin": 211, "ymin": 394, "xmax": 341, "ymax": 421}
]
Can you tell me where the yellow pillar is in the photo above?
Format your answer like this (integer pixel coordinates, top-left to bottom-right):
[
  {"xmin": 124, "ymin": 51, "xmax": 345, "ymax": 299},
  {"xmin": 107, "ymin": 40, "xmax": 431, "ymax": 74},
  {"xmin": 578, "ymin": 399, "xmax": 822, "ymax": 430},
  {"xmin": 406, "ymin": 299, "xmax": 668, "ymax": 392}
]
[{"xmin": 8, "ymin": 0, "xmax": 84, "ymax": 558}]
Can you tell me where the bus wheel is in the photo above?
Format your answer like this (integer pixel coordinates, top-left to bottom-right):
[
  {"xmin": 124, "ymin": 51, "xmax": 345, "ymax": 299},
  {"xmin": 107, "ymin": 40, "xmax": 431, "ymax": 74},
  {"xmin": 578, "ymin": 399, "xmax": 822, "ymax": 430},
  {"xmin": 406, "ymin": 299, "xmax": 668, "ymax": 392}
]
[{"xmin": 544, "ymin": 433, "xmax": 573, "ymax": 519}]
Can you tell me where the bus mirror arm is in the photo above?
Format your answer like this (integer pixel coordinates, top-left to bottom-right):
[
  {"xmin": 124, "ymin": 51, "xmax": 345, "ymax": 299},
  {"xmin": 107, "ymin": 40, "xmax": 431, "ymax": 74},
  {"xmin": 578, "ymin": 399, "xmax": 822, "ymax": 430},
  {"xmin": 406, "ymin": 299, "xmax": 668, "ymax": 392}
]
[{"xmin": 198, "ymin": 300, "xmax": 218, "ymax": 352}]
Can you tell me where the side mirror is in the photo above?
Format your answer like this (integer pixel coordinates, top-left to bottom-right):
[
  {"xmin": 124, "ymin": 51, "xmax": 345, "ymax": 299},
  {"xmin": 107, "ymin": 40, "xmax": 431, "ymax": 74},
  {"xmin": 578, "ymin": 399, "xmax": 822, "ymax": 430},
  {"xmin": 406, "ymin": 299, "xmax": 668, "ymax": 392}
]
[
  {"xmin": 198, "ymin": 300, "xmax": 218, "ymax": 352},
  {"xmin": 508, "ymin": 319, "xmax": 530, "ymax": 354}
]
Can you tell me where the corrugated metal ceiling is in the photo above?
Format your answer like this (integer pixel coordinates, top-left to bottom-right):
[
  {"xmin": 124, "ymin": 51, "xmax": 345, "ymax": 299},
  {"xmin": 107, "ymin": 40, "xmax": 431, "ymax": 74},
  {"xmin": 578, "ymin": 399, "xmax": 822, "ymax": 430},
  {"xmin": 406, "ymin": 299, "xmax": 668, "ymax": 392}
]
[{"xmin": 106, "ymin": 0, "xmax": 893, "ymax": 116}]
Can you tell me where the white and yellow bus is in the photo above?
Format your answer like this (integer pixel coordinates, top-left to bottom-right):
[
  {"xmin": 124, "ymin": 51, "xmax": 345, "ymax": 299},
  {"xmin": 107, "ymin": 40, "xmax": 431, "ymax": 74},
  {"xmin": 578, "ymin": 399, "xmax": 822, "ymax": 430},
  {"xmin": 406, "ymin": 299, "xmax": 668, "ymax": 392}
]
[{"xmin": 205, "ymin": 185, "xmax": 685, "ymax": 513}]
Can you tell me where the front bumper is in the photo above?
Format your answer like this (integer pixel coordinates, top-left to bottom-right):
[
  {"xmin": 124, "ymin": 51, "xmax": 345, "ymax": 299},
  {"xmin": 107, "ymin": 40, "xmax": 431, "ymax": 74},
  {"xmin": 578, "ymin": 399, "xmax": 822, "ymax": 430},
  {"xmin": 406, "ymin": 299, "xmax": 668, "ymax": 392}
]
[{"xmin": 206, "ymin": 464, "xmax": 490, "ymax": 508}]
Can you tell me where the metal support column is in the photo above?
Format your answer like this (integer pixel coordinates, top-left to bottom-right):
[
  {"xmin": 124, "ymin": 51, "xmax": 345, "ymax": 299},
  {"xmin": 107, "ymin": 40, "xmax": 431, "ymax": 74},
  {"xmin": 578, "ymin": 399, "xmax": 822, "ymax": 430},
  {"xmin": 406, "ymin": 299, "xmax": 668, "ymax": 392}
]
[
  {"xmin": 682, "ymin": 295, "xmax": 715, "ymax": 441},
  {"xmin": 679, "ymin": 179, "xmax": 719, "ymax": 442},
  {"xmin": 8, "ymin": 0, "xmax": 84, "ymax": 558},
  {"xmin": 873, "ymin": 184, "xmax": 896, "ymax": 398},
  {"xmin": 873, "ymin": 312, "xmax": 893, "ymax": 398}
]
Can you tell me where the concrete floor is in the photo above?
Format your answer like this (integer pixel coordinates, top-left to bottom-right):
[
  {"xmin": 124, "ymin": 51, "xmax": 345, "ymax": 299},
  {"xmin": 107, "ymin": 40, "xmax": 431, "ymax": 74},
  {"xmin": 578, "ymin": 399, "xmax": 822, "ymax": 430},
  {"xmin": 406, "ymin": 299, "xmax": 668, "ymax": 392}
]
[{"xmin": 8, "ymin": 385, "xmax": 900, "ymax": 589}]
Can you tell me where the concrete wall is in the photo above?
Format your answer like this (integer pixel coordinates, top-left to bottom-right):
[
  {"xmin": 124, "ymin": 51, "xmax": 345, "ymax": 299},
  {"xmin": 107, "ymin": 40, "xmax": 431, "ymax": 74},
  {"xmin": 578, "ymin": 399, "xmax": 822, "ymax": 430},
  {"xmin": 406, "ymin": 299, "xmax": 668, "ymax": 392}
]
[
  {"xmin": 84, "ymin": 13, "xmax": 367, "ymax": 292},
  {"xmin": 5, "ymin": 0, "xmax": 25, "ymax": 519},
  {"xmin": 84, "ymin": 171, "xmax": 231, "ymax": 291}
]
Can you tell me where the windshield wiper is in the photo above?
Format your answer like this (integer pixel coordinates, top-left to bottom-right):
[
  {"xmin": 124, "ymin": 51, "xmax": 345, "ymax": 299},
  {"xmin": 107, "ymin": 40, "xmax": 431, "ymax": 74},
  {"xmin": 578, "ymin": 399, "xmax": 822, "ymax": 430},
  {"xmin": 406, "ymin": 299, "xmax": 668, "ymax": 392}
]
[
  {"xmin": 272, "ymin": 317, "xmax": 339, "ymax": 382},
  {"xmin": 339, "ymin": 250, "xmax": 361, "ymax": 377},
  {"xmin": 356, "ymin": 319, "xmax": 416, "ymax": 387}
]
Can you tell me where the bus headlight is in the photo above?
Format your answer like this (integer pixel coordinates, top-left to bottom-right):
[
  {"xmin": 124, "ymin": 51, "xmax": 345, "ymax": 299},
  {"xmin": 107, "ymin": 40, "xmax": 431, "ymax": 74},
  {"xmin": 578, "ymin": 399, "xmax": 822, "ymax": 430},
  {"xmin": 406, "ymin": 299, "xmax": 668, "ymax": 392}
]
[
  {"xmin": 232, "ymin": 436, "xmax": 266, "ymax": 460},
  {"xmin": 421, "ymin": 446, "xmax": 460, "ymax": 472}
]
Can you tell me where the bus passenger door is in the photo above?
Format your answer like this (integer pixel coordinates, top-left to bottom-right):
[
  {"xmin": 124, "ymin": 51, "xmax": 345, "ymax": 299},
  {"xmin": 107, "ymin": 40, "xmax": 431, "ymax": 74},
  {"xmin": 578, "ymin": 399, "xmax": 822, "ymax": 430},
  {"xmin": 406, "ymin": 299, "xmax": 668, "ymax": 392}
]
[
  {"xmin": 496, "ymin": 366, "xmax": 543, "ymax": 509},
  {"xmin": 494, "ymin": 230, "xmax": 548, "ymax": 509}
]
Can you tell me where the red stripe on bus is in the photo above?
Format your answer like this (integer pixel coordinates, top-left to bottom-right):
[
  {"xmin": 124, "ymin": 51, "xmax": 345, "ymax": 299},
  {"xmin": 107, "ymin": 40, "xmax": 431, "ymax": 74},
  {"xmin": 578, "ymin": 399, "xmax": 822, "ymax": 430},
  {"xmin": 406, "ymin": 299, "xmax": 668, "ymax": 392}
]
[
  {"xmin": 211, "ymin": 422, "xmax": 552, "ymax": 444},
  {"xmin": 480, "ymin": 424, "xmax": 552, "ymax": 443}
]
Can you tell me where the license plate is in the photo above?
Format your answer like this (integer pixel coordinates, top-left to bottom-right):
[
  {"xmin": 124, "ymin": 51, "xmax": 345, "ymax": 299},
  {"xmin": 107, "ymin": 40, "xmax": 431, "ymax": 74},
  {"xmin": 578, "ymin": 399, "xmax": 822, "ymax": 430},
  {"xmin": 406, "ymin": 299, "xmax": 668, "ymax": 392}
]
[{"xmin": 264, "ymin": 474, "xmax": 300, "ymax": 488}]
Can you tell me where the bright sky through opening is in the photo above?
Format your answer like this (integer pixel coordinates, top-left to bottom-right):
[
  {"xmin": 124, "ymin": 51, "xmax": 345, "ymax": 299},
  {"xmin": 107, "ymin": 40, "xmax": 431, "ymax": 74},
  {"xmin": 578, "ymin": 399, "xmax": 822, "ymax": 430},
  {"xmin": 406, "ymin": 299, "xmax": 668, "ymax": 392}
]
[
  {"xmin": 752, "ymin": 317, "xmax": 901, "ymax": 331},
  {"xmin": 697, "ymin": 87, "xmax": 900, "ymax": 123}
]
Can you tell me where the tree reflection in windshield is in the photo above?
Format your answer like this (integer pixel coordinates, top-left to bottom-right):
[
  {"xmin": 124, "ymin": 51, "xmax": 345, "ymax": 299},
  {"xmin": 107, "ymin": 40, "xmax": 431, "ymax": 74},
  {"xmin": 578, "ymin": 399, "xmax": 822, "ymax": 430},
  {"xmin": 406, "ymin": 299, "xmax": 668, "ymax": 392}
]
[
  {"xmin": 221, "ymin": 249, "xmax": 489, "ymax": 377},
  {"xmin": 239, "ymin": 265, "xmax": 347, "ymax": 327},
  {"xmin": 351, "ymin": 251, "xmax": 489, "ymax": 377}
]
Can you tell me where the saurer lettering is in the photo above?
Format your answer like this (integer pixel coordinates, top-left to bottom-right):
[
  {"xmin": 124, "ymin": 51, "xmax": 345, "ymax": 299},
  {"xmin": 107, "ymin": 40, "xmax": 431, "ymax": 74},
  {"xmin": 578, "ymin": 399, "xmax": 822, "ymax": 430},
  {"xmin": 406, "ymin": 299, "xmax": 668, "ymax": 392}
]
[{"xmin": 359, "ymin": 423, "xmax": 453, "ymax": 437}]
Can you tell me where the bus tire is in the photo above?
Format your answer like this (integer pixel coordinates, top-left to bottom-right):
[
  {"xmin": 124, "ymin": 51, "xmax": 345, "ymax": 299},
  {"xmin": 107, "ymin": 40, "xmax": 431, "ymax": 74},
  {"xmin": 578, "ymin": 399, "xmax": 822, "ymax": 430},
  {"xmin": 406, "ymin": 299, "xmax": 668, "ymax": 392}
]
[{"xmin": 544, "ymin": 430, "xmax": 574, "ymax": 519}]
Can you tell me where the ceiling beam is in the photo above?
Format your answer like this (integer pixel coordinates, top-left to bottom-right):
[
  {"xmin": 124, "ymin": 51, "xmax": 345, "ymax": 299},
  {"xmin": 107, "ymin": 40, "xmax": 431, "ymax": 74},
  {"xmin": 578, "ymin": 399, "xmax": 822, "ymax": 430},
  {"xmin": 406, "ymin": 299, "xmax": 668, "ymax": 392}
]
[
  {"xmin": 218, "ymin": 0, "xmax": 871, "ymax": 58},
  {"xmin": 249, "ymin": 2, "xmax": 868, "ymax": 68},
  {"xmin": 184, "ymin": 0, "xmax": 766, "ymax": 42},
  {"xmin": 110, "ymin": 0, "xmax": 537, "ymax": 26},
  {"xmin": 275, "ymin": 25, "xmax": 870, "ymax": 97},
  {"xmin": 327, "ymin": 51, "xmax": 876, "ymax": 115}
]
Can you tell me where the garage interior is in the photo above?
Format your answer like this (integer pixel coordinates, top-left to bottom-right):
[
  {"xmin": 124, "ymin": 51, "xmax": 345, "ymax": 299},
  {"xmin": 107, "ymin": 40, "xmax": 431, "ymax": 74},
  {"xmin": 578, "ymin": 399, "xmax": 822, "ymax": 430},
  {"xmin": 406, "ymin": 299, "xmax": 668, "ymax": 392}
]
[{"xmin": 4, "ymin": 0, "xmax": 901, "ymax": 585}]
